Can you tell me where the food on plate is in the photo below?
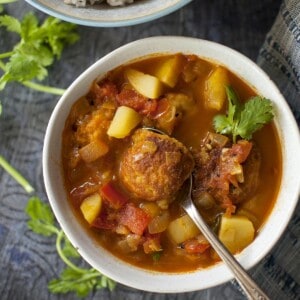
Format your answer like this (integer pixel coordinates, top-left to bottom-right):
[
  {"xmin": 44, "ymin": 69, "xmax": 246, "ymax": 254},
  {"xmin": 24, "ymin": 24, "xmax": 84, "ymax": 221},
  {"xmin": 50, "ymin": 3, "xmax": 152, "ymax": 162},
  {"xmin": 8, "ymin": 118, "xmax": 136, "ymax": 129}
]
[
  {"xmin": 64, "ymin": 0, "xmax": 135, "ymax": 7},
  {"xmin": 62, "ymin": 53, "xmax": 281, "ymax": 272}
]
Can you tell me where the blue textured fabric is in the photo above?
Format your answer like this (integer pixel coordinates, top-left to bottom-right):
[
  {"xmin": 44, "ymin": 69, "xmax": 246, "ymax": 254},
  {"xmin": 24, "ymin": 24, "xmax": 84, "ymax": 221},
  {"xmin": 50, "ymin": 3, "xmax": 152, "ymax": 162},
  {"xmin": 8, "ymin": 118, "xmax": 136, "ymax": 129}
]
[{"xmin": 258, "ymin": 0, "xmax": 300, "ymax": 124}]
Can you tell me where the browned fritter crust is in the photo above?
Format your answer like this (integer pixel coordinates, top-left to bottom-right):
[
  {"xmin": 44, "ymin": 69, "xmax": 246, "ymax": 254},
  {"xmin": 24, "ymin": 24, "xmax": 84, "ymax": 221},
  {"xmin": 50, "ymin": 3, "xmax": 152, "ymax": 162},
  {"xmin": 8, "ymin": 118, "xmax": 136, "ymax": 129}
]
[
  {"xmin": 192, "ymin": 139, "xmax": 261, "ymax": 205},
  {"xmin": 230, "ymin": 144, "xmax": 261, "ymax": 203},
  {"xmin": 119, "ymin": 129, "xmax": 194, "ymax": 201}
]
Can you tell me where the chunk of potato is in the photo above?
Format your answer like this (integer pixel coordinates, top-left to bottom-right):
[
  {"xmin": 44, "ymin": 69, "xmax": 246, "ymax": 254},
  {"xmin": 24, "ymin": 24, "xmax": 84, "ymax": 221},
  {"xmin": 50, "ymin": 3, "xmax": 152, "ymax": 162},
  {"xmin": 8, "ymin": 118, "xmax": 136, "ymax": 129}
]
[
  {"xmin": 154, "ymin": 55, "xmax": 184, "ymax": 88},
  {"xmin": 140, "ymin": 202, "xmax": 160, "ymax": 218},
  {"xmin": 107, "ymin": 106, "xmax": 142, "ymax": 138},
  {"xmin": 125, "ymin": 68, "xmax": 163, "ymax": 99},
  {"xmin": 80, "ymin": 193, "xmax": 102, "ymax": 224},
  {"xmin": 204, "ymin": 67, "xmax": 229, "ymax": 110},
  {"xmin": 167, "ymin": 214, "xmax": 200, "ymax": 244},
  {"xmin": 79, "ymin": 139, "xmax": 109, "ymax": 163},
  {"xmin": 148, "ymin": 211, "xmax": 170, "ymax": 234},
  {"xmin": 218, "ymin": 215, "xmax": 255, "ymax": 254}
]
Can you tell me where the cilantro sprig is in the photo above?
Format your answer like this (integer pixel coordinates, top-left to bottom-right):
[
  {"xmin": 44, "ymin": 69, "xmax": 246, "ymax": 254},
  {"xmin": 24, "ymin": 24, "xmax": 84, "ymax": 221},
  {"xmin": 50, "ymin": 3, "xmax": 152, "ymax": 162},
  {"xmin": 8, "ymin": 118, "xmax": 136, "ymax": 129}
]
[
  {"xmin": 0, "ymin": 4, "xmax": 116, "ymax": 297},
  {"xmin": 0, "ymin": 11, "xmax": 79, "ymax": 95},
  {"xmin": 0, "ymin": 155, "xmax": 34, "ymax": 193},
  {"xmin": 213, "ymin": 86, "xmax": 274, "ymax": 143},
  {"xmin": 0, "ymin": 156, "xmax": 116, "ymax": 297},
  {"xmin": 26, "ymin": 196, "xmax": 116, "ymax": 297}
]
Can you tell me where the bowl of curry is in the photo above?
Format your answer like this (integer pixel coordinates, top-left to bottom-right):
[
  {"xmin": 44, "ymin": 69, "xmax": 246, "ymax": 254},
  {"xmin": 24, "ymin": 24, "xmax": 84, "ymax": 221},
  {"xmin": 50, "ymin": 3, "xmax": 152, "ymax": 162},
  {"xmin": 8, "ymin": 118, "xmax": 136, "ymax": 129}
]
[{"xmin": 43, "ymin": 36, "xmax": 300, "ymax": 292}]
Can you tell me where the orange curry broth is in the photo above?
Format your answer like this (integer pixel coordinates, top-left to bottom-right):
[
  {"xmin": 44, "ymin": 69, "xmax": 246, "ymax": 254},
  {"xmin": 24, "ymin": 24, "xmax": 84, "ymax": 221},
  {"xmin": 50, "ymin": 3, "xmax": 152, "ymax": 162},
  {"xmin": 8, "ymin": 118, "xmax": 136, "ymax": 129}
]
[{"xmin": 62, "ymin": 54, "xmax": 282, "ymax": 272}]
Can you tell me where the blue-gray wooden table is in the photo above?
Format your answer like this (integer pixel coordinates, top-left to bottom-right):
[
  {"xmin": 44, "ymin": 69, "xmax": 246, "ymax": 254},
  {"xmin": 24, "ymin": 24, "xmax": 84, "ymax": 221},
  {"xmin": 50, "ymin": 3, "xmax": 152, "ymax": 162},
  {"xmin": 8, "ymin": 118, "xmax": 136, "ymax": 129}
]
[{"xmin": 1, "ymin": 1, "xmax": 299, "ymax": 299}]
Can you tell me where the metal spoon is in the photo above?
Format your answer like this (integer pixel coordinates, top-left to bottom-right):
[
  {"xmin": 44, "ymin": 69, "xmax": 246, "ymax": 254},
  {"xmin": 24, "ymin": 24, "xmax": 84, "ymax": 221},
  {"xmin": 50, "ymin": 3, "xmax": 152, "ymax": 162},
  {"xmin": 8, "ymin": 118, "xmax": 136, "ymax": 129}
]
[
  {"xmin": 142, "ymin": 126, "xmax": 269, "ymax": 299},
  {"xmin": 181, "ymin": 176, "xmax": 270, "ymax": 300}
]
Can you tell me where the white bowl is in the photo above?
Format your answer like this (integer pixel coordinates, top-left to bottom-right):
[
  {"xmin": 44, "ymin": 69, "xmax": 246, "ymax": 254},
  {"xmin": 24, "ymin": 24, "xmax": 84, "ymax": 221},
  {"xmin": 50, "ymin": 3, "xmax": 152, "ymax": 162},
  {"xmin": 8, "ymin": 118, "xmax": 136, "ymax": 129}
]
[
  {"xmin": 43, "ymin": 36, "xmax": 300, "ymax": 293},
  {"xmin": 24, "ymin": 0, "xmax": 192, "ymax": 27}
]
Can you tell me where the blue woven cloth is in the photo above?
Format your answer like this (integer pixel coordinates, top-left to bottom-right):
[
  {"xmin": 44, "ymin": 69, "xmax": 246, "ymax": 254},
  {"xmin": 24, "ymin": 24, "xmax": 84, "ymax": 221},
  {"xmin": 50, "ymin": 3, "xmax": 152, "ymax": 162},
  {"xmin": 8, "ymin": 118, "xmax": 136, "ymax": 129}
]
[{"xmin": 258, "ymin": 0, "xmax": 300, "ymax": 125}]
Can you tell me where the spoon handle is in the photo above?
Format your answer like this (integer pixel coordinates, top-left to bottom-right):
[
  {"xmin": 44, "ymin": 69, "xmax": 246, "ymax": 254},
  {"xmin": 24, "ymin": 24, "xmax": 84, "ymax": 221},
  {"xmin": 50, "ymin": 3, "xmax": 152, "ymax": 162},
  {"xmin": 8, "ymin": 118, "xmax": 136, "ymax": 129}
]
[{"xmin": 182, "ymin": 198, "xmax": 270, "ymax": 300}]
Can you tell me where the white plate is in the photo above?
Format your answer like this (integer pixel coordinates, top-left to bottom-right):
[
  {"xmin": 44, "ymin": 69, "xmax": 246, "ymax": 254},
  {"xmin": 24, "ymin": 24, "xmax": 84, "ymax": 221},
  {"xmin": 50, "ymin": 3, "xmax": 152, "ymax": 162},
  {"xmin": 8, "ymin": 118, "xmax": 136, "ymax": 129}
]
[{"xmin": 24, "ymin": 0, "xmax": 193, "ymax": 27}]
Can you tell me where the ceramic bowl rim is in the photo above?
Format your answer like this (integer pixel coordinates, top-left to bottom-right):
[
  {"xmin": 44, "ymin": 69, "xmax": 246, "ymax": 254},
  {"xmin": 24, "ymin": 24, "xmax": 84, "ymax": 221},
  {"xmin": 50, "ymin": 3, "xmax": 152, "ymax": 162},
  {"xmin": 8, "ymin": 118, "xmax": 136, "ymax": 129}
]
[
  {"xmin": 24, "ymin": 0, "xmax": 193, "ymax": 27},
  {"xmin": 43, "ymin": 36, "xmax": 300, "ymax": 293}
]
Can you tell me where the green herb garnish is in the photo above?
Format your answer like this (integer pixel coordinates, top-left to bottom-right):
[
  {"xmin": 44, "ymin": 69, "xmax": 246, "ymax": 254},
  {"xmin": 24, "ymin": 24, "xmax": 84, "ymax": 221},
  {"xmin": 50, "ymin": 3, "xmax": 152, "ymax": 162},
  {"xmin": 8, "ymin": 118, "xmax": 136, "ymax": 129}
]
[
  {"xmin": 0, "ymin": 155, "xmax": 34, "ymax": 193},
  {"xmin": 213, "ymin": 86, "xmax": 274, "ymax": 143},
  {"xmin": 0, "ymin": 154, "xmax": 116, "ymax": 297},
  {"xmin": 0, "ymin": 5, "xmax": 115, "ymax": 297},
  {"xmin": 0, "ymin": 12, "xmax": 79, "ymax": 95},
  {"xmin": 26, "ymin": 196, "xmax": 116, "ymax": 297},
  {"xmin": 152, "ymin": 251, "xmax": 162, "ymax": 262}
]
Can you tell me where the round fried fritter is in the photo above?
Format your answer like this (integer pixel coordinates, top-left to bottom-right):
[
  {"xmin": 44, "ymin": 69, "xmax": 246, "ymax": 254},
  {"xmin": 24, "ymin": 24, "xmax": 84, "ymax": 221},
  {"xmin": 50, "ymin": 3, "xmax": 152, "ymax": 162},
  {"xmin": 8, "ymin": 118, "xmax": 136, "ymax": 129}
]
[
  {"xmin": 119, "ymin": 129, "xmax": 194, "ymax": 201},
  {"xmin": 230, "ymin": 143, "xmax": 261, "ymax": 203}
]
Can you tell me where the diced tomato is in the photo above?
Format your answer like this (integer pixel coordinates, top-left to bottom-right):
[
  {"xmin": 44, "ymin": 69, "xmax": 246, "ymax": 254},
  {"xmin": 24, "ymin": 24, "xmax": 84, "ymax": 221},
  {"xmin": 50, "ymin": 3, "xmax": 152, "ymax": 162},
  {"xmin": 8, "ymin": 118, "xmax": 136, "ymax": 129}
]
[
  {"xmin": 92, "ymin": 205, "xmax": 117, "ymax": 230},
  {"xmin": 222, "ymin": 197, "xmax": 236, "ymax": 215},
  {"xmin": 116, "ymin": 88, "xmax": 158, "ymax": 116},
  {"xmin": 143, "ymin": 234, "xmax": 162, "ymax": 254},
  {"xmin": 100, "ymin": 182, "xmax": 127, "ymax": 209},
  {"xmin": 182, "ymin": 239, "xmax": 210, "ymax": 254},
  {"xmin": 150, "ymin": 98, "xmax": 170, "ymax": 119},
  {"xmin": 87, "ymin": 80, "xmax": 118, "ymax": 106},
  {"xmin": 119, "ymin": 203, "xmax": 150, "ymax": 235},
  {"xmin": 204, "ymin": 139, "xmax": 253, "ymax": 216},
  {"xmin": 231, "ymin": 140, "xmax": 252, "ymax": 163}
]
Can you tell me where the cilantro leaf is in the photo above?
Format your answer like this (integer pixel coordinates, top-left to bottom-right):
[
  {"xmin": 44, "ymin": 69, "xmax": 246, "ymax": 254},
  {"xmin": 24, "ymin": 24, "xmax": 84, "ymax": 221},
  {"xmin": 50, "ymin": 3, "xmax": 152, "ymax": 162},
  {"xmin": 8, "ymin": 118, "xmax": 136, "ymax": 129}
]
[
  {"xmin": 3, "ymin": 52, "xmax": 48, "ymax": 83},
  {"xmin": 213, "ymin": 114, "xmax": 233, "ymax": 135},
  {"xmin": 38, "ymin": 17, "xmax": 79, "ymax": 58},
  {"xmin": 213, "ymin": 86, "xmax": 274, "ymax": 142},
  {"xmin": 20, "ymin": 12, "xmax": 38, "ymax": 40},
  {"xmin": 213, "ymin": 86, "xmax": 239, "ymax": 135},
  {"xmin": 98, "ymin": 274, "xmax": 116, "ymax": 291},
  {"xmin": 48, "ymin": 267, "xmax": 93, "ymax": 298},
  {"xmin": 236, "ymin": 96, "xmax": 274, "ymax": 140},
  {"xmin": 49, "ymin": 267, "xmax": 115, "ymax": 297},
  {"xmin": 0, "ymin": 10, "xmax": 115, "ymax": 297},
  {"xmin": 17, "ymin": 43, "xmax": 54, "ymax": 67},
  {"xmin": 0, "ymin": 14, "xmax": 21, "ymax": 33},
  {"xmin": 24, "ymin": 194, "xmax": 116, "ymax": 297},
  {"xmin": 226, "ymin": 86, "xmax": 241, "ymax": 121},
  {"xmin": 61, "ymin": 237, "xmax": 81, "ymax": 259},
  {"xmin": 0, "ymin": 12, "xmax": 79, "ymax": 93},
  {"xmin": 25, "ymin": 196, "xmax": 57, "ymax": 236}
]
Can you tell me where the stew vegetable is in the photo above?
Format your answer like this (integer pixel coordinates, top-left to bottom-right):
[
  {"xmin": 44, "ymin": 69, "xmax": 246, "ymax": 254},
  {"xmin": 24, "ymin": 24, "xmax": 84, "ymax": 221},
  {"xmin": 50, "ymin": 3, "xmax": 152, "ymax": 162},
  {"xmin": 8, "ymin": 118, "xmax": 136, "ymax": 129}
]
[{"xmin": 62, "ymin": 53, "xmax": 281, "ymax": 272}]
